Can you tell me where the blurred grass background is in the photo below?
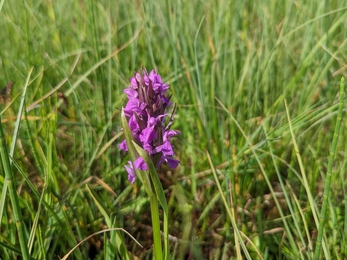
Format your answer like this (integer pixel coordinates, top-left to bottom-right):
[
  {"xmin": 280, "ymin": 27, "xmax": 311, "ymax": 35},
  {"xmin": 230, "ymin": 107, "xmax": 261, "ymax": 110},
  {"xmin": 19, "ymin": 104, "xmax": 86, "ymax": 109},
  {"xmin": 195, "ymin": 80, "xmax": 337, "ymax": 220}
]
[{"xmin": 1, "ymin": 0, "xmax": 347, "ymax": 259}]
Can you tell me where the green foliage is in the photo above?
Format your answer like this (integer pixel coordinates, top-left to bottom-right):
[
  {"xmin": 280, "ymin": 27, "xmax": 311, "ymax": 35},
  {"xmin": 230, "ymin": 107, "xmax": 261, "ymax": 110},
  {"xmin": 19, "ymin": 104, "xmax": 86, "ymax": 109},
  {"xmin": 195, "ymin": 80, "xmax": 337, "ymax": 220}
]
[{"xmin": 0, "ymin": 0, "xmax": 347, "ymax": 259}]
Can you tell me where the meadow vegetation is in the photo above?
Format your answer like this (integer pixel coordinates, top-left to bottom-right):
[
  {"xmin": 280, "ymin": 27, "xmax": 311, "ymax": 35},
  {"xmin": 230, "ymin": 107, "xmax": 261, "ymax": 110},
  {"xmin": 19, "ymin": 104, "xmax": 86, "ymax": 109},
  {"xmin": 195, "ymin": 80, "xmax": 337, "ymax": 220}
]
[{"xmin": 1, "ymin": 0, "xmax": 347, "ymax": 259}]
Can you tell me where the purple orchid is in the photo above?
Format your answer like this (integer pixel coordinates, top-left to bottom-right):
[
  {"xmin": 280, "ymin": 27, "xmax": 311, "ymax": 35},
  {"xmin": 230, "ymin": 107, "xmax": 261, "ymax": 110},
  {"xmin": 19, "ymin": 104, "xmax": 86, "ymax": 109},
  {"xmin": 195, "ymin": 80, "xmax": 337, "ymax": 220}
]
[{"xmin": 120, "ymin": 69, "xmax": 180, "ymax": 183}]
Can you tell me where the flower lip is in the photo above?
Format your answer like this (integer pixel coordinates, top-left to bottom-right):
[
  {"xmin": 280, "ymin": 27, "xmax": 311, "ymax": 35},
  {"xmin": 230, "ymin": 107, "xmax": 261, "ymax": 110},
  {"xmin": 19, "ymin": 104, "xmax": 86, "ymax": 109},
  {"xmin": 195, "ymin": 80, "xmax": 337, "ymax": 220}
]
[{"xmin": 124, "ymin": 161, "xmax": 136, "ymax": 184}]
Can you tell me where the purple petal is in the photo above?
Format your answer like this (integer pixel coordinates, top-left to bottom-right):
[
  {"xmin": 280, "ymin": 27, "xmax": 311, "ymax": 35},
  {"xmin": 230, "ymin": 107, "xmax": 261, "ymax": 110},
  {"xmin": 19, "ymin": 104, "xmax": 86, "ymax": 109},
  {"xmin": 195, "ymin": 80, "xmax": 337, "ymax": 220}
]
[
  {"xmin": 143, "ymin": 143, "xmax": 153, "ymax": 154},
  {"xmin": 147, "ymin": 113, "xmax": 167, "ymax": 127},
  {"xmin": 124, "ymin": 88, "xmax": 138, "ymax": 99},
  {"xmin": 147, "ymin": 116, "xmax": 157, "ymax": 126},
  {"xmin": 157, "ymin": 155, "xmax": 180, "ymax": 169},
  {"xmin": 165, "ymin": 156, "xmax": 180, "ymax": 169},
  {"xmin": 161, "ymin": 83, "xmax": 169, "ymax": 91},
  {"xmin": 149, "ymin": 70, "xmax": 162, "ymax": 84},
  {"xmin": 119, "ymin": 140, "xmax": 128, "ymax": 151},
  {"xmin": 124, "ymin": 99, "xmax": 146, "ymax": 117},
  {"xmin": 153, "ymin": 83, "xmax": 169, "ymax": 94},
  {"xmin": 163, "ymin": 130, "xmax": 178, "ymax": 142},
  {"xmin": 143, "ymin": 70, "xmax": 150, "ymax": 85},
  {"xmin": 161, "ymin": 95, "xmax": 172, "ymax": 107},
  {"xmin": 139, "ymin": 126, "xmax": 157, "ymax": 144},
  {"xmin": 124, "ymin": 161, "xmax": 136, "ymax": 183},
  {"xmin": 134, "ymin": 157, "xmax": 148, "ymax": 170},
  {"xmin": 130, "ymin": 77, "xmax": 138, "ymax": 89},
  {"xmin": 153, "ymin": 141, "xmax": 174, "ymax": 156},
  {"xmin": 152, "ymin": 83, "xmax": 162, "ymax": 92},
  {"xmin": 135, "ymin": 73, "xmax": 142, "ymax": 83},
  {"xmin": 129, "ymin": 114, "xmax": 140, "ymax": 134}
]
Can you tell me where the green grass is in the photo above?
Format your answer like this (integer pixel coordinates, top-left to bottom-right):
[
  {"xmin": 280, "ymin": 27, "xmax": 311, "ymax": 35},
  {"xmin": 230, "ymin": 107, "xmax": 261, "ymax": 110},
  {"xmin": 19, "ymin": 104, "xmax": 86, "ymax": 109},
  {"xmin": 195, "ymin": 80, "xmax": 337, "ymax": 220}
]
[{"xmin": 1, "ymin": 0, "xmax": 347, "ymax": 259}]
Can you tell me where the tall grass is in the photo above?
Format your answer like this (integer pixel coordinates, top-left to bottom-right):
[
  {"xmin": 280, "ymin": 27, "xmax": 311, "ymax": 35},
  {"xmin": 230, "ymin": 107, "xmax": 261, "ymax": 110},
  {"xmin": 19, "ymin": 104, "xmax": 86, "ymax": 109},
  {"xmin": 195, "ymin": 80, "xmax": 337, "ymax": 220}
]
[{"xmin": 0, "ymin": 0, "xmax": 347, "ymax": 259}]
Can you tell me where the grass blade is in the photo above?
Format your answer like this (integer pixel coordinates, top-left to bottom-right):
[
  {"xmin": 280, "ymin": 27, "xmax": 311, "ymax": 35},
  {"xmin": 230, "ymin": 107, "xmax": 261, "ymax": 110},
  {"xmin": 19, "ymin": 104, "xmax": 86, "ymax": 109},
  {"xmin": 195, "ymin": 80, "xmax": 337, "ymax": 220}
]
[
  {"xmin": 206, "ymin": 151, "xmax": 251, "ymax": 260},
  {"xmin": 0, "ymin": 120, "xmax": 30, "ymax": 259},
  {"xmin": 86, "ymin": 184, "xmax": 131, "ymax": 260},
  {"xmin": 314, "ymin": 77, "xmax": 345, "ymax": 259}
]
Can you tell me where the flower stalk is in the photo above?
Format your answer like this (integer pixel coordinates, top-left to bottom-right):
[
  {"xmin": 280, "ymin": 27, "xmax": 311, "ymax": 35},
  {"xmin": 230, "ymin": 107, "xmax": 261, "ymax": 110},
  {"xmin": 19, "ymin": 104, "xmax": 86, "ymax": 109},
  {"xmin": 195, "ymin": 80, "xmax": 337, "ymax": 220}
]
[{"xmin": 120, "ymin": 69, "xmax": 179, "ymax": 259}]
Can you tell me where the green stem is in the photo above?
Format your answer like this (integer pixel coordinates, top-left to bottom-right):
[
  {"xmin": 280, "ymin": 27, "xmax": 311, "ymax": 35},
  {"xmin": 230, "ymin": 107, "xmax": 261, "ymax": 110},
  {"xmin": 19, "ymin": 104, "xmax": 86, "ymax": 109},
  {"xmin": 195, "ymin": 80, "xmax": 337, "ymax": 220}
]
[
  {"xmin": 150, "ymin": 194, "xmax": 163, "ymax": 260},
  {"xmin": 314, "ymin": 77, "xmax": 345, "ymax": 259},
  {"xmin": 122, "ymin": 110, "xmax": 168, "ymax": 258},
  {"xmin": 0, "ymin": 119, "xmax": 30, "ymax": 259}
]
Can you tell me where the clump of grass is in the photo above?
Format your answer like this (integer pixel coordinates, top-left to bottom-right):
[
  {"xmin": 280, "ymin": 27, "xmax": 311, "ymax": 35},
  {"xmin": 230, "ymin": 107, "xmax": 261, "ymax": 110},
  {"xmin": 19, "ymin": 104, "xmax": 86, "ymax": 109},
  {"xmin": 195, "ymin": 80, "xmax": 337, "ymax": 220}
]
[
  {"xmin": 1, "ymin": 0, "xmax": 347, "ymax": 259},
  {"xmin": 314, "ymin": 78, "xmax": 345, "ymax": 259}
]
